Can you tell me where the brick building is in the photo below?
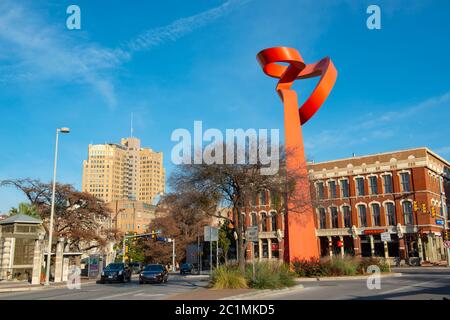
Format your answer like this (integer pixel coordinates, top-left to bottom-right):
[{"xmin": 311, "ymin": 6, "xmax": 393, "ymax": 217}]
[
  {"xmin": 234, "ymin": 147, "xmax": 450, "ymax": 264},
  {"xmin": 309, "ymin": 147, "xmax": 450, "ymax": 264}
]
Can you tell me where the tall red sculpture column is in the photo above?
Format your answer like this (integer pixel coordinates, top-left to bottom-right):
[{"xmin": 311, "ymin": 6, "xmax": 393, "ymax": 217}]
[{"xmin": 257, "ymin": 47, "xmax": 337, "ymax": 263}]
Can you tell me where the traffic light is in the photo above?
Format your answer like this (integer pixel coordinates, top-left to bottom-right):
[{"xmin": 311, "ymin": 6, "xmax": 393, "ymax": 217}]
[
  {"xmin": 422, "ymin": 203, "xmax": 427, "ymax": 213},
  {"xmin": 413, "ymin": 201, "xmax": 419, "ymax": 212},
  {"xmin": 151, "ymin": 230, "xmax": 156, "ymax": 240},
  {"xmin": 125, "ymin": 245, "xmax": 129, "ymax": 253},
  {"xmin": 431, "ymin": 207, "xmax": 436, "ymax": 218},
  {"xmin": 444, "ymin": 230, "xmax": 449, "ymax": 241},
  {"xmin": 337, "ymin": 240, "xmax": 343, "ymax": 248}
]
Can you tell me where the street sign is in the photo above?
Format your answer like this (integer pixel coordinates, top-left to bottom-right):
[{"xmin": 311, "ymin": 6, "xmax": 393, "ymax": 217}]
[
  {"xmin": 156, "ymin": 237, "xmax": 167, "ymax": 242},
  {"xmin": 435, "ymin": 219, "xmax": 444, "ymax": 225},
  {"xmin": 245, "ymin": 226, "xmax": 259, "ymax": 242},
  {"xmin": 380, "ymin": 232, "xmax": 391, "ymax": 242},
  {"xmin": 444, "ymin": 241, "xmax": 450, "ymax": 249},
  {"xmin": 204, "ymin": 226, "xmax": 218, "ymax": 242}
]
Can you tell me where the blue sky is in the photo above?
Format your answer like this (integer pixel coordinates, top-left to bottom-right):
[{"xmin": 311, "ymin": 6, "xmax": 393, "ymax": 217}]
[{"xmin": 1, "ymin": 0, "xmax": 449, "ymax": 212}]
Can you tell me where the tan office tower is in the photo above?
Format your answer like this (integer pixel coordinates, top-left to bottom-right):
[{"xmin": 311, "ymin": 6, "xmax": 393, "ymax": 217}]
[{"xmin": 82, "ymin": 137, "xmax": 165, "ymax": 203}]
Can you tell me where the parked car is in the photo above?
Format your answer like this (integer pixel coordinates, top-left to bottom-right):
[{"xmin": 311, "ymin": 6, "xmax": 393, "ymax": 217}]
[
  {"xmin": 139, "ymin": 264, "xmax": 168, "ymax": 284},
  {"xmin": 99, "ymin": 263, "xmax": 131, "ymax": 283},
  {"xmin": 180, "ymin": 263, "xmax": 194, "ymax": 275},
  {"xmin": 128, "ymin": 262, "xmax": 143, "ymax": 274}
]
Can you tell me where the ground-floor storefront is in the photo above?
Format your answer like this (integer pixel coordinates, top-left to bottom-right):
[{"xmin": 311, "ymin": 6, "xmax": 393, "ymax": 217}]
[{"xmin": 318, "ymin": 230, "xmax": 448, "ymax": 264}]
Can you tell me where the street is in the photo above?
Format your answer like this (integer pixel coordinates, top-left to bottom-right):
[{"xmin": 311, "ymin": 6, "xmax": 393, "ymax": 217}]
[
  {"xmin": 255, "ymin": 268, "xmax": 450, "ymax": 300},
  {"xmin": 0, "ymin": 274, "xmax": 209, "ymax": 300}
]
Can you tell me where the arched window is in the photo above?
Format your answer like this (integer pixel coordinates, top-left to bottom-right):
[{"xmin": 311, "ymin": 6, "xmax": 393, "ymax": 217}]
[
  {"xmin": 318, "ymin": 208, "xmax": 327, "ymax": 229},
  {"xmin": 358, "ymin": 204, "xmax": 367, "ymax": 227},
  {"xmin": 385, "ymin": 202, "xmax": 396, "ymax": 225},
  {"xmin": 402, "ymin": 201, "xmax": 413, "ymax": 225},
  {"xmin": 251, "ymin": 212, "xmax": 257, "ymax": 227},
  {"xmin": 342, "ymin": 206, "xmax": 351, "ymax": 228},
  {"xmin": 270, "ymin": 212, "xmax": 277, "ymax": 231},
  {"xmin": 260, "ymin": 212, "xmax": 267, "ymax": 231},
  {"xmin": 330, "ymin": 207, "xmax": 339, "ymax": 228},
  {"xmin": 260, "ymin": 191, "xmax": 267, "ymax": 205},
  {"xmin": 371, "ymin": 203, "xmax": 381, "ymax": 226}
]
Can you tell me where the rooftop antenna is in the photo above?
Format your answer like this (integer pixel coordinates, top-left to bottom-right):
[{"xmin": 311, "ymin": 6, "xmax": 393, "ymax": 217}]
[{"xmin": 130, "ymin": 112, "xmax": 134, "ymax": 138}]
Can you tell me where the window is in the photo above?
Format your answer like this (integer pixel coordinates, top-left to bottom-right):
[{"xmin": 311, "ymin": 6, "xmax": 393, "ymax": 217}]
[
  {"xmin": 340, "ymin": 180, "xmax": 350, "ymax": 198},
  {"xmin": 318, "ymin": 208, "xmax": 327, "ymax": 229},
  {"xmin": 270, "ymin": 213, "xmax": 277, "ymax": 231},
  {"xmin": 331, "ymin": 207, "xmax": 339, "ymax": 228},
  {"xmin": 358, "ymin": 204, "xmax": 367, "ymax": 227},
  {"xmin": 400, "ymin": 172, "xmax": 411, "ymax": 192},
  {"xmin": 402, "ymin": 201, "xmax": 413, "ymax": 225},
  {"xmin": 356, "ymin": 177, "xmax": 365, "ymax": 196},
  {"xmin": 342, "ymin": 206, "xmax": 352, "ymax": 228},
  {"xmin": 251, "ymin": 212, "xmax": 257, "ymax": 227},
  {"xmin": 385, "ymin": 202, "xmax": 396, "ymax": 225},
  {"xmin": 316, "ymin": 182, "xmax": 325, "ymax": 199},
  {"xmin": 260, "ymin": 191, "xmax": 267, "ymax": 205},
  {"xmin": 369, "ymin": 176, "xmax": 378, "ymax": 195},
  {"xmin": 328, "ymin": 181, "xmax": 337, "ymax": 198},
  {"xmin": 371, "ymin": 203, "xmax": 381, "ymax": 226},
  {"xmin": 260, "ymin": 212, "xmax": 267, "ymax": 231},
  {"xmin": 383, "ymin": 175, "xmax": 393, "ymax": 193}
]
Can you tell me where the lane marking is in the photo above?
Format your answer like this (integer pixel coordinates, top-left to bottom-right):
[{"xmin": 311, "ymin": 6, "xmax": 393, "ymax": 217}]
[{"xmin": 94, "ymin": 290, "xmax": 145, "ymax": 300}]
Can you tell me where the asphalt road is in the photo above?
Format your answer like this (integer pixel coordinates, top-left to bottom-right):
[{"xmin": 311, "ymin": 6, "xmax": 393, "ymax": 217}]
[
  {"xmin": 0, "ymin": 274, "xmax": 209, "ymax": 300},
  {"xmin": 256, "ymin": 267, "xmax": 450, "ymax": 300}
]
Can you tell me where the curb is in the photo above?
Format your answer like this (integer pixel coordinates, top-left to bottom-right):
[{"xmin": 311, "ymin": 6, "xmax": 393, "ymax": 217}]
[
  {"xmin": 220, "ymin": 284, "xmax": 305, "ymax": 300},
  {"xmin": 295, "ymin": 272, "xmax": 402, "ymax": 282}
]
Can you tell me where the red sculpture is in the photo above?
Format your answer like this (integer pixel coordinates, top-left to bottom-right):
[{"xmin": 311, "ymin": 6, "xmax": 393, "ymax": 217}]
[{"xmin": 257, "ymin": 46, "xmax": 337, "ymax": 263}]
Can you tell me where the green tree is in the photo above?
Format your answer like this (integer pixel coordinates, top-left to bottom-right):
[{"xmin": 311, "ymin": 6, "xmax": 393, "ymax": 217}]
[
  {"xmin": 219, "ymin": 222, "xmax": 233, "ymax": 264},
  {"xmin": 9, "ymin": 202, "xmax": 40, "ymax": 218}
]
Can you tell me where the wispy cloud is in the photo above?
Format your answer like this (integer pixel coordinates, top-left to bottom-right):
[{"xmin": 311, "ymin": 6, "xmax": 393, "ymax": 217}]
[
  {"xmin": 0, "ymin": 0, "xmax": 250, "ymax": 107},
  {"xmin": 126, "ymin": 0, "xmax": 251, "ymax": 53}
]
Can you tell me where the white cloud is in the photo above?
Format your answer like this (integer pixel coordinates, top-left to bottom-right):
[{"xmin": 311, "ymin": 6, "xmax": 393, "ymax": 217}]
[{"xmin": 0, "ymin": 0, "xmax": 251, "ymax": 107}]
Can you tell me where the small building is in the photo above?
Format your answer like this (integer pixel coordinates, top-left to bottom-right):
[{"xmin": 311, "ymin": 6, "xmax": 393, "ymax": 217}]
[{"xmin": 0, "ymin": 214, "xmax": 45, "ymax": 284}]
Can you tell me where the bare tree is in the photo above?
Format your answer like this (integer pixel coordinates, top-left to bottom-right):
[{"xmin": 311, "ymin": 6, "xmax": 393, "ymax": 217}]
[{"xmin": 169, "ymin": 143, "xmax": 313, "ymax": 273}]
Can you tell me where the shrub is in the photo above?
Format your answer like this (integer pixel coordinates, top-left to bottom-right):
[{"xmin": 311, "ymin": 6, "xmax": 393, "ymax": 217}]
[
  {"xmin": 246, "ymin": 261, "xmax": 295, "ymax": 289},
  {"xmin": 292, "ymin": 258, "xmax": 331, "ymax": 277},
  {"xmin": 357, "ymin": 257, "xmax": 390, "ymax": 274},
  {"xmin": 211, "ymin": 265, "xmax": 248, "ymax": 289},
  {"xmin": 328, "ymin": 256, "xmax": 358, "ymax": 276},
  {"xmin": 293, "ymin": 256, "xmax": 390, "ymax": 278}
]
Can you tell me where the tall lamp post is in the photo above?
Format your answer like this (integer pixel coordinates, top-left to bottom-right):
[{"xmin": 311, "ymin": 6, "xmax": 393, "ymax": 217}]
[{"xmin": 45, "ymin": 127, "xmax": 70, "ymax": 286}]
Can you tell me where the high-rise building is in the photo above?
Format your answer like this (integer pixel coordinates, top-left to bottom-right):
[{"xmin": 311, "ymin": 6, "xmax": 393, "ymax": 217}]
[{"xmin": 82, "ymin": 137, "xmax": 165, "ymax": 204}]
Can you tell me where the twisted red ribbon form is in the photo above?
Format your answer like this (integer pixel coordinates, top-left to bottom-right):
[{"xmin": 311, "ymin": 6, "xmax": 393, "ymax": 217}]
[
  {"xmin": 256, "ymin": 46, "xmax": 337, "ymax": 262},
  {"xmin": 257, "ymin": 46, "xmax": 337, "ymax": 125}
]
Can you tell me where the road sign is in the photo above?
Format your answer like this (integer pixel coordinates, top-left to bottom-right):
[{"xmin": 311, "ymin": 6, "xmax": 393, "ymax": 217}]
[
  {"xmin": 444, "ymin": 241, "xmax": 450, "ymax": 248},
  {"xmin": 204, "ymin": 226, "xmax": 218, "ymax": 242},
  {"xmin": 245, "ymin": 226, "xmax": 259, "ymax": 242},
  {"xmin": 435, "ymin": 219, "xmax": 444, "ymax": 225},
  {"xmin": 380, "ymin": 232, "xmax": 391, "ymax": 242},
  {"xmin": 156, "ymin": 237, "xmax": 167, "ymax": 242}
]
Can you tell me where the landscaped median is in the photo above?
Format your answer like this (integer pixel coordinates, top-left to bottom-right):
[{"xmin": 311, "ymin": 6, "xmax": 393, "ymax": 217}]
[{"xmin": 208, "ymin": 257, "xmax": 399, "ymax": 291}]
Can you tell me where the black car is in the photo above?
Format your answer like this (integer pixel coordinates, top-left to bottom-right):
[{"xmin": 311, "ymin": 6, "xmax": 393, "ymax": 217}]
[
  {"xmin": 100, "ymin": 263, "xmax": 132, "ymax": 283},
  {"xmin": 180, "ymin": 263, "xmax": 194, "ymax": 275},
  {"xmin": 139, "ymin": 264, "xmax": 168, "ymax": 284}
]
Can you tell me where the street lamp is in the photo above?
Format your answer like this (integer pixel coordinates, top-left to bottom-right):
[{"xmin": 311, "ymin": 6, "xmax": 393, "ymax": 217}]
[{"xmin": 45, "ymin": 127, "xmax": 70, "ymax": 285}]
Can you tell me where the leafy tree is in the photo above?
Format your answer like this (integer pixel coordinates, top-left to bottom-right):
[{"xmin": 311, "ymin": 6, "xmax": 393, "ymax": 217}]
[
  {"xmin": 219, "ymin": 222, "xmax": 233, "ymax": 264},
  {"xmin": 9, "ymin": 202, "xmax": 40, "ymax": 218},
  {"xmin": 1, "ymin": 178, "xmax": 119, "ymax": 252}
]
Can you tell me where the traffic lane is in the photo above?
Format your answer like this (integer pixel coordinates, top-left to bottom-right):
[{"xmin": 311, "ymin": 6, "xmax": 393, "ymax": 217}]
[
  {"xmin": 259, "ymin": 269, "xmax": 450, "ymax": 300},
  {"xmin": 0, "ymin": 275, "xmax": 208, "ymax": 300}
]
